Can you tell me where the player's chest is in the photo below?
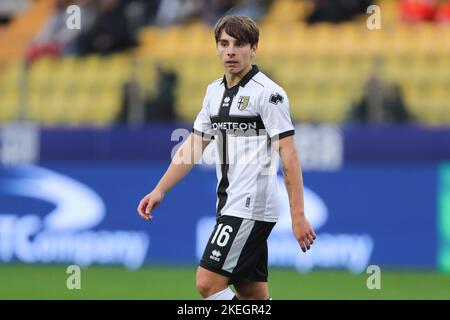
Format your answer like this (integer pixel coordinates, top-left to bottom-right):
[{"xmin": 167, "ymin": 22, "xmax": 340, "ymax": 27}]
[{"xmin": 209, "ymin": 87, "xmax": 259, "ymax": 117}]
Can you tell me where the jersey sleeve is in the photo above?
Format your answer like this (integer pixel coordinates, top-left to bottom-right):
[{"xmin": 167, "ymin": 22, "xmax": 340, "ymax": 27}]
[
  {"xmin": 192, "ymin": 85, "xmax": 214, "ymax": 140},
  {"xmin": 258, "ymin": 87, "xmax": 295, "ymax": 140}
]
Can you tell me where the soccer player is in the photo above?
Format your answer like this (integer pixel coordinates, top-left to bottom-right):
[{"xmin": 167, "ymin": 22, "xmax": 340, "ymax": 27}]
[{"xmin": 137, "ymin": 15, "xmax": 316, "ymax": 300}]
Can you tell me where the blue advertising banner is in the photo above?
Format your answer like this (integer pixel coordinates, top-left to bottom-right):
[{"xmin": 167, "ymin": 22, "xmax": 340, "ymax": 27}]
[
  {"xmin": 343, "ymin": 125, "xmax": 450, "ymax": 164},
  {"xmin": 0, "ymin": 124, "xmax": 442, "ymax": 163},
  {"xmin": 0, "ymin": 162, "xmax": 437, "ymax": 272}
]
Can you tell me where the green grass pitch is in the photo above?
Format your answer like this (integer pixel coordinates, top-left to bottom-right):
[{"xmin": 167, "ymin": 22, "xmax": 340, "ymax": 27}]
[{"xmin": 0, "ymin": 264, "xmax": 449, "ymax": 300}]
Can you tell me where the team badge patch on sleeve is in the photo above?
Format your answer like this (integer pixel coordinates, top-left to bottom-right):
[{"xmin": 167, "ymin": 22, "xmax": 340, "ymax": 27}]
[
  {"xmin": 237, "ymin": 96, "xmax": 250, "ymax": 110},
  {"xmin": 269, "ymin": 93, "xmax": 284, "ymax": 105}
]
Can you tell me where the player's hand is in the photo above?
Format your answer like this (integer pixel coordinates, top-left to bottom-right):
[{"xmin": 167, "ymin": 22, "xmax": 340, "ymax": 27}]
[
  {"xmin": 292, "ymin": 215, "xmax": 317, "ymax": 253},
  {"xmin": 137, "ymin": 189, "xmax": 164, "ymax": 221}
]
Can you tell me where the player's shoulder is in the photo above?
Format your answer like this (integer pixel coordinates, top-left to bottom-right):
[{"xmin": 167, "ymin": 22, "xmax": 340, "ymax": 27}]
[
  {"xmin": 203, "ymin": 77, "xmax": 223, "ymax": 95},
  {"xmin": 254, "ymin": 70, "xmax": 288, "ymax": 98},
  {"xmin": 208, "ymin": 77, "xmax": 223, "ymax": 88}
]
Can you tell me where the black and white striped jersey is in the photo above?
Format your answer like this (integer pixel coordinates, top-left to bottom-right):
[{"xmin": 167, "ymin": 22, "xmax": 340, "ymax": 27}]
[{"xmin": 193, "ymin": 65, "xmax": 295, "ymax": 222}]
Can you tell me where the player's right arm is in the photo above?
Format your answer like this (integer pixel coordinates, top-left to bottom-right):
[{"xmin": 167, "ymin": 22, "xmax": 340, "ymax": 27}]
[
  {"xmin": 138, "ymin": 83, "xmax": 214, "ymax": 221},
  {"xmin": 137, "ymin": 133, "xmax": 210, "ymax": 221}
]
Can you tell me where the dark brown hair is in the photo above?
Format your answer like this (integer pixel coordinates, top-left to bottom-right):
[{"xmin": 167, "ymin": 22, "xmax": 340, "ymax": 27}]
[{"xmin": 214, "ymin": 15, "xmax": 259, "ymax": 47}]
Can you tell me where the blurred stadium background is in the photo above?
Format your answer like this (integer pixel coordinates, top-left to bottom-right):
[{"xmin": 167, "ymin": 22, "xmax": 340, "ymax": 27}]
[{"xmin": 1, "ymin": 0, "xmax": 450, "ymax": 299}]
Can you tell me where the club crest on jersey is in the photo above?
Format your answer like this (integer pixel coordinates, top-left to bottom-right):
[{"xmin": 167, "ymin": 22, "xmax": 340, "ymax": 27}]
[{"xmin": 237, "ymin": 96, "xmax": 250, "ymax": 110}]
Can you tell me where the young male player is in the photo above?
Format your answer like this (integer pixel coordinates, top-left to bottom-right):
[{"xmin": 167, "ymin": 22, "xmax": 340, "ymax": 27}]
[{"xmin": 137, "ymin": 15, "xmax": 316, "ymax": 300}]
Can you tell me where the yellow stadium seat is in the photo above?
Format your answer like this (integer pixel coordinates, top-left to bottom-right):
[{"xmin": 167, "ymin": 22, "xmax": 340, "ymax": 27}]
[{"xmin": 0, "ymin": 94, "xmax": 19, "ymax": 121}]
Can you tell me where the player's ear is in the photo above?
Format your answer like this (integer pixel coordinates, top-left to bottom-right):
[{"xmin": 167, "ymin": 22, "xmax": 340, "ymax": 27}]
[{"xmin": 251, "ymin": 44, "xmax": 258, "ymax": 57}]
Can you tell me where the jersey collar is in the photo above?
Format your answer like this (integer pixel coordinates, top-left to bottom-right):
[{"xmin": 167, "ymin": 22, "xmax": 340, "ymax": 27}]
[{"xmin": 221, "ymin": 65, "xmax": 259, "ymax": 89}]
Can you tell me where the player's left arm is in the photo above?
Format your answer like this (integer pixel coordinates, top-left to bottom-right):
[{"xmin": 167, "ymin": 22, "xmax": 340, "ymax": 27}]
[
  {"xmin": 273, "ymin": 136, "xmax": 317, "ymax": 252},
  {"xmin": 259, "ymin": 86, "xmax": 316, "ymax": 252}
]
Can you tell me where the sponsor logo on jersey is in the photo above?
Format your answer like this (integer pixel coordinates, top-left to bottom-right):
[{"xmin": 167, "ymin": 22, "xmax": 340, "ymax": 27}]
[
  {"xmin": 210, "ymin": 249, "xmax": 222, "ymax": 262},
  {"xmin": 212, "ymin": 122, "xmax": 258, "ymax": 131},
  {"xmin": 222, "ymin": 96, "xmax": 231, "ymax": 107},
  {"xmin": 212, "ymin": 122, "xmax": 257, "ymax": 131}
]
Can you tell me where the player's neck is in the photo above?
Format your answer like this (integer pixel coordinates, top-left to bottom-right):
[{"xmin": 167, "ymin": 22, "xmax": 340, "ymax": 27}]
[{"xmin": 225, "ymin": 65, "xmax": 252, "ymax": 89}]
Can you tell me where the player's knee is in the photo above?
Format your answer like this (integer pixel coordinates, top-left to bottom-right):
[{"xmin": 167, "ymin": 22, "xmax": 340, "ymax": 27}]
[
  {"xmin": 196, "ymin": 276, "xmax": 214, "ymax": 298},
  {"xmin": 196, "ymin": 267, "xmax": 230, "ymax": 298},
  {"xmin": 196, "ymin": 281, "xmax": 219, "ymax": 298},
  {"xmin": 196, "ymin": 275, "xmax": 228, "ymax": 298}
]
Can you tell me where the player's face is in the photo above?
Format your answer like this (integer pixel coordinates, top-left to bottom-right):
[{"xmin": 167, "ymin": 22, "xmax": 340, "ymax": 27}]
[{"xmin": 217, "ymin": 30, "xmax": 257, "ymax": 76}]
